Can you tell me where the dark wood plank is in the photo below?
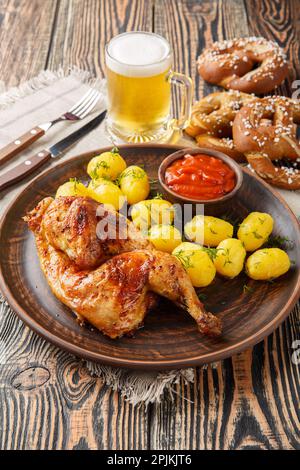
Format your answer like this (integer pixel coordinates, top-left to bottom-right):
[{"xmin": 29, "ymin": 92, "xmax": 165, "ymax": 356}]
[
  {"xmin": 0, "ymin": 306, "xmax": 149, "ymax": 449},
  {"xmin": 0, "ymin": 0, "xmax": 58, "ymax": 87},
  {"xmin": 47, "ymin": 0, "xmax": 153, "ymax": 77},
  {"xmin": 150, "ymin": 307, "xmax": 300, "ymax": 450},
  {"xmin": 152, "ymin": 0, "xmax": 300, "ymax": 450}
]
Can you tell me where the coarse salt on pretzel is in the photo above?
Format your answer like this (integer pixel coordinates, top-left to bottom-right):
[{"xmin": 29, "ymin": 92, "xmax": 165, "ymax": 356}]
[
  {"xmin": 232, "ymin": 96, "xmax": 300, "ymax": 189},
  {"xmin": 185, "ymin": 91, "xmax": 254, "ymax": 162},
  {"xmin": 246, "ymin": 154, "xmax": 300, "ymax": 190},
  {"xmin": 195, "ymin": 135, "xmax": 244, "ymax": 162},
  {"xmin": 197, "ymin": 37, "xmax": 288, "ymax": 94}
]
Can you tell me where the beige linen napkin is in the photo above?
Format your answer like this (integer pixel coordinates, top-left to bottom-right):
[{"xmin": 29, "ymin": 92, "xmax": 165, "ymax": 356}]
[{"xmin": 0, "ymin": 69, "xmax": 299, "ymax": 405}]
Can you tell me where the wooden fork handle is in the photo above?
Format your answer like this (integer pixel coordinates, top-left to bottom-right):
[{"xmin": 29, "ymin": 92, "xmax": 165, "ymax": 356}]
[
  {"xmin": 0, "ymin": 149, "xmax": 51, "ymax": 192},
  {"xmin": 0, "ymin": 126, "xmax": 45, "ymax": 166}
]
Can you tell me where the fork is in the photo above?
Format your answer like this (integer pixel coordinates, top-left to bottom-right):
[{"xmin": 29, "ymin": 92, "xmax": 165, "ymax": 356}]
[{"xmin": 0, "ymin": 88, "xmax": 102, "ymax": 166}]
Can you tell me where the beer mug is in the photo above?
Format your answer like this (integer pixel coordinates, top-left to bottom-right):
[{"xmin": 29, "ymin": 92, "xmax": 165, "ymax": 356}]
[{"xmin": 105, "ymin": 31, "xmax": 193, "ymax": 143}]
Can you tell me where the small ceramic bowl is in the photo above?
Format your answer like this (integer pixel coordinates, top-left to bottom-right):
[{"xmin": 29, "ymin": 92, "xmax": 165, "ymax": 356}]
[{"xmin": 158, "ymin": 147, "xmax": 243, "ymax": 216}]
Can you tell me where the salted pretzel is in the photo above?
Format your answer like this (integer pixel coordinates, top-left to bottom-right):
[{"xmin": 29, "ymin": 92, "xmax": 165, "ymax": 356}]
[
  {"xmin": 233, "ymin": 96, "xmax": 300, "ymax": 189},
  {"xmin": 185, "ymin": 91, "xmax": 255, "ymax": 162},
  {"xmin": 197, "ymin": 37, "xmax": 288, "ymax": 94}
]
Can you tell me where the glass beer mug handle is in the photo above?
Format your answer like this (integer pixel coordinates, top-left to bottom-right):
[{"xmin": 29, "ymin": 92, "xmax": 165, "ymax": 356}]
[{"xmin": 167, "ymin": 71, "xmax": 193, "ymax": 131}]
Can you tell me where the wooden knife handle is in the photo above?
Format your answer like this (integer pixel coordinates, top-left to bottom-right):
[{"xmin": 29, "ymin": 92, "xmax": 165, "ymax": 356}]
[
  {"xmin": 0, "ymin": 149, "xmax": 51, "ymax": 191},
  {"xmin": 0, "ymin": 126, "xmax": 45, "ymax": 166}
]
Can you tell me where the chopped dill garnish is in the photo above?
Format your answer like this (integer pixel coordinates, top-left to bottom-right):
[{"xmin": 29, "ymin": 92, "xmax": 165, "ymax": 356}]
[
  {"xmin": 202, "ymin": 247, "xmax": 219, "ymax": 260},
  {"xmin": 118, "ymin": 166, "xmax": 146, "ymax": 183},
  {"xmin": 197, "ymin": 293, "xmax": 207, "ymax": 302},
  {"xmin": 243, "ymin": 284, "xmax": 254, "ymax": 294},
  {"xmin": 263, "ymin": 235, "xmax": 293, "ymax": 249},
  {"xmin": 90, "ymin": 160, "xmax": 110, "ymax": 179},
  {"xmin": 252, "ymin": 230, "xmax": 263, "ymax": 239},
  {"xmin": 150, "ymin": 177, "xmax": 159, "ymax": 185},
  {"xmin": 173, "ymin": 249, "xmax": 194, "ymax": 269},
  {"xmin": 69, "ymin": 177, "xmax": 79, "ymax": 188},
  {"xmin": 224, "ymin": 259, "xmax": 233, "ymax": 266}
]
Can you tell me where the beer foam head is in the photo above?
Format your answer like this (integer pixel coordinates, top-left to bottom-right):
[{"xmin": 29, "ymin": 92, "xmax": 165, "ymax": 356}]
[{"xmin": 106, "ymin": 32, "xmax": 172, "ymax": 77}]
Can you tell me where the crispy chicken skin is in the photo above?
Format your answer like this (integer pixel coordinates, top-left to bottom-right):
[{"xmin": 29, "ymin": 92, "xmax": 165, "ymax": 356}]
[
  {"xmin": 24, "ymin": 196, "xmax": 221, "ymax": 338},
  {"xmin": 38, "ymin": 196, "xmax": 152, "ymax": 269}
]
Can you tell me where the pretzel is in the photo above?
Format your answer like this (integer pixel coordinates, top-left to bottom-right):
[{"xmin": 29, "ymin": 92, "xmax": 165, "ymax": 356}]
[
  {"xmin": 185, "ymin": 91, "xmax": 254, "ymax": 162},
  {"xmin": 233, "ymin": 96, "xmax": 300, "ymax": 189},
  {"xmin": 194, "ymin": 134, "xmax": 244, "ymax": 162},
  {"xmin": 197, "ymin": 37, "xmax": 288, "ymax": 94}
]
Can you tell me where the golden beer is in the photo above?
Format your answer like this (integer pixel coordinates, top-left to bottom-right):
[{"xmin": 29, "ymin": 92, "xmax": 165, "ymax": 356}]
[
  {"xmin": 105, "ymin": 32, "xmax": 193, "ymax": 143},
  {"xmin": 106, "ymin": 67, "xmax": 171, "ymax": 133}
]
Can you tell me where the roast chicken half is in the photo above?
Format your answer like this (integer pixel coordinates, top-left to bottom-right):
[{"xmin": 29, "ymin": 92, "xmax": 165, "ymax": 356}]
[{"xmin": 24, "ymin": 196, "xmax": 221, "ymax": 339}]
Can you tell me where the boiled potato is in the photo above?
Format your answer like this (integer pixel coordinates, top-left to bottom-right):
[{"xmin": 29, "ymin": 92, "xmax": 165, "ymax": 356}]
[
  {"xmin": 238, "ymin": 212, "xmax": 273, "ymax": 251},
  {"xmin": 88, "ymin": 178, "xmax": 126, "ymax": 210},
  {"xmin": 56, "ymin": 180, "xmax": 89, "ymax": 198},
  {"xmin": 119, "ymin": 166, "xmax": 150, "ymax": 205},
  {"xmin": 172, "ymin": 242, "xmax": 216, "ymax": 287},
  {"xmin": 173, "ymin": 242, "xmax": 202, "ymax": 253},
  {"xmin": 214, "ymin": 238, "xmax": 246, "ymax": 278},
  {"xmin": 131, "ymin": 199, "xmax": 174, "ymax": 231},
  {"xmin": 148, "ymin": 225, "xmax": 182, "ymax": 253},
  {"xmin": 185, "ymin": 215, "xmax": 233, "ymax": 247},
  {"xmin": 246, "ymin": 248, "xmax": 290, "ymax": 280},
  {"xmin": 87, "ymin": 147, "xmax": 126, "ymax": 180}
]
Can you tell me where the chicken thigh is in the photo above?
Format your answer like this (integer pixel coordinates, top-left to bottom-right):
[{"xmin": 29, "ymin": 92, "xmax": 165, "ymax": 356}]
[
  {"xmin": 38, "ymin": 196, "xmax": 152, "ymax": 269},
  {"xmin": 24, "ymin": 196, "xmax": 221, "ymax": 338}
]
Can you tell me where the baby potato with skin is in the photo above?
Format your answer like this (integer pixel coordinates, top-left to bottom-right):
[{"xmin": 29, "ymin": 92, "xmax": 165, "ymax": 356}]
[
  {"xmin": 131, "ymin": 199, "xmax": 174, "ymax": 231},
  {"xmin": 56, "ymin": 180, "xmax": 90, "ymax": 198},
  {"xmin": 148, "ymin": 225, "xmax": 182, "ymax": 253},
  {"xmin": 238, "ymin": 212, "xmax": 273, "ymax": 251},
  {"xmin": 185, "ymin": 215, "xmax": 234, "ymax": 247},
  {"xmin": 119, "ymin": 165, "xmax": 150, "ymax": 205},
  {"xmin": 173, "ymin": 242, "xmax": 202, "ymax": 253},
  {"xmin": 87, "ymin": 148, "xmax": 126, "ymax": 181},
  {"xmin": 214, "ymin": 238, "xmax": 246, "ymax": 278},
  {"xmin": 88, "ymin": 178, "xmax": 126, "ymax": 210},
  {"xmin": 172, "ymin": 242, "xmax": 216, "ymax": 287},
  {"xmin": 246, "ymin": 248, "xmax": 290, "ymax": 280}
]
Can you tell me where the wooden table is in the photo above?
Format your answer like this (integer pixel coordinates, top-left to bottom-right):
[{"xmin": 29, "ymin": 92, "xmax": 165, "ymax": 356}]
[{"xmin": 0, "ymin": 0, "xmax": 299, "ymax": 450}]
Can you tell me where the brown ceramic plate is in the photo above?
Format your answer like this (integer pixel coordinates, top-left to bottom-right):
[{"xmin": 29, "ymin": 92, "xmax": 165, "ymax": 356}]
[{"xmin": 0, "ymin": 144, "xmax": 299, "ymax": 370}]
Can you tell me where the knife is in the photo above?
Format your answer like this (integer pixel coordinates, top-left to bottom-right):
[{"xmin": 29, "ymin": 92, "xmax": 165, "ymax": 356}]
[{"xmin": 0, "ymin": 110, "xmax": 107, "ymax": 192}]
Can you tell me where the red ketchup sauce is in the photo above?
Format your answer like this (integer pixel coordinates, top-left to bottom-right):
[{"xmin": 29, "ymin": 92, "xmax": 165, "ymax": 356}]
[{"xmin": 165, "ymin": 153, "xmax": 236, "ymax": 200}]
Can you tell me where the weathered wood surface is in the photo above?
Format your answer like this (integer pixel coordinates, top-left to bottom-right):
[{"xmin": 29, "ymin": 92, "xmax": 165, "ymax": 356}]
[
  {"xmin": 0, "ymin": 0, "xmax": 299, "ymax": 450},
  {"xmin": 47, "ymin": 0, "xmax": 153, "ymax": 76},
  {"xmin": 0, "ymin": 0, "xmax": 58, "ymax": 87}
]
